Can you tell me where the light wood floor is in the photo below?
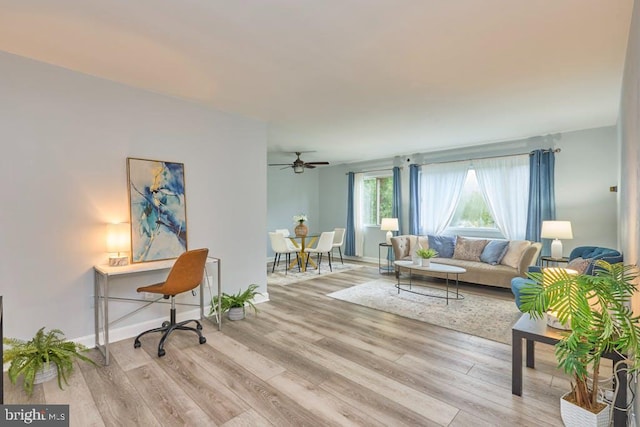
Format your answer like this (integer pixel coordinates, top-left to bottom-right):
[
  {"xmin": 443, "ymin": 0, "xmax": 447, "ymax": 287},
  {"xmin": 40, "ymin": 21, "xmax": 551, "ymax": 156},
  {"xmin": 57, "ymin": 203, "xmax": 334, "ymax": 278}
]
[{"xmin": 4, "ymin": 264, "xmax": 571, "ymax": 426}]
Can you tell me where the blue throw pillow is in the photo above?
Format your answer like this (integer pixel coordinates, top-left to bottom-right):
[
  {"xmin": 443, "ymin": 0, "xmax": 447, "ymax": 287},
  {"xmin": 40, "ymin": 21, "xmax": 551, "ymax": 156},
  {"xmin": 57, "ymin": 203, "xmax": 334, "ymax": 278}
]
[
  {"xmin": 480, "ymin": 240, "xmax": 510, "ymax": 265},
  {"xmin": 427, "ymin": 234, "xmax": 456, "ymax": 258}
]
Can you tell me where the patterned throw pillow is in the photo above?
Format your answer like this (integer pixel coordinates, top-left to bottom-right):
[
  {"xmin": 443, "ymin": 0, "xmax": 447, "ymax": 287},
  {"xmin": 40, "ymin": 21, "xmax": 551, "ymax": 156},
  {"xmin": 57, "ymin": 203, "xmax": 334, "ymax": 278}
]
[
  {"xmin": 500, "ymin": 240, "xmax": 532, "ymax": 269},
  {"xmin": 453, "ymin": 236, "xmax": 488, "ymax": 261},
  {"xmin": 567, "ymin": 257, "xmax": 591, "ymax": 274}
]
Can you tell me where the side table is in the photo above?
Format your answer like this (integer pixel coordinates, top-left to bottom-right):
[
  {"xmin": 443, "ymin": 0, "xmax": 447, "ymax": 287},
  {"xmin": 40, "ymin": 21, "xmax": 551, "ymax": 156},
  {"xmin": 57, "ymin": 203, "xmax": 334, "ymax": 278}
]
[
  {"xmin": 378, "ymin": 243, "xmax": 393, "ymax": 274},
  {"xmin": 540, "ymin": 256, "xmax": 569, "ymax": 268}
]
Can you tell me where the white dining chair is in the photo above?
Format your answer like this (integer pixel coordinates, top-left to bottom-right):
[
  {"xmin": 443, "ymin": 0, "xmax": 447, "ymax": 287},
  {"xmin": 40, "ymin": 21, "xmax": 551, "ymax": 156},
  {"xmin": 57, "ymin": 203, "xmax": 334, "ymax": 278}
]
[
  {"xmin": 304, "ymin": 231, "xmax": 335, "ymax": 274},
  {"xmin": 332, "ymin": 228, "xmax": 346, "ymax": 264},
  {"xmin": 275, "ymin": 228, "xmax": 298, "ymax": 251},
  {"xmin": 269, "ymin": 232, "xmax": 300, "ymax": 275}
]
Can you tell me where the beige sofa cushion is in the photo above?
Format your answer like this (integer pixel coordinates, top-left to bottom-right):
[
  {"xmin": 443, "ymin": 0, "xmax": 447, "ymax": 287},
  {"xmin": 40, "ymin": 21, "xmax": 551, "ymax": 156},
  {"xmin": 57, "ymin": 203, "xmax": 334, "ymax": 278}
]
[{"xmin": 501, "ymin": 240, "xmax": 531, "ymax": 269}]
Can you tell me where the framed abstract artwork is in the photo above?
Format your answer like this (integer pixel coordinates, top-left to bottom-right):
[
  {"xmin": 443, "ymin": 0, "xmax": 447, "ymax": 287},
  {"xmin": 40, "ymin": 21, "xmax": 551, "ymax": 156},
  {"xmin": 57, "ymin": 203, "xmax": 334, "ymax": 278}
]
[{"xmin": 127, "ymin": 157, "xmax": 188, "ymax": 263}]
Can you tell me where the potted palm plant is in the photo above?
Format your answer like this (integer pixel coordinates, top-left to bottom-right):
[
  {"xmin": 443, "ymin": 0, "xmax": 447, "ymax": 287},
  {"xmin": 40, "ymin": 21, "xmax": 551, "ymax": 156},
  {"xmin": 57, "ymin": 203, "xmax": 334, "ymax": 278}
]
[
  {"xmin": 519, "ymin": 261, "xmax": 640, "ymax": 426},
  {"xmin": 210, "ymin": 284, "xmax": 260, "ymax": 321},
  {"xmin": 3, "ymin": 327, "xmax": 96, "ymax": 396},
  {"xmin": 415, "ymin": 248, "xmax": 438, "ymax": 267}
]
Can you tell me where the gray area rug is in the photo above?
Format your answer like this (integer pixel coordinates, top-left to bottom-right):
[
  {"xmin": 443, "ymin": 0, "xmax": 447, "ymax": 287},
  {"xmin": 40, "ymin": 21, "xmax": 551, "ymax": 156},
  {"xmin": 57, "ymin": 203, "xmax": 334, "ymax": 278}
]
[
  {"xmin": 268, "ymin": 262, "xmax": 364, "ymax": 286},
  {"xmin": 327, "ymin": 279, "xmax": 521, "ymax": 345}
]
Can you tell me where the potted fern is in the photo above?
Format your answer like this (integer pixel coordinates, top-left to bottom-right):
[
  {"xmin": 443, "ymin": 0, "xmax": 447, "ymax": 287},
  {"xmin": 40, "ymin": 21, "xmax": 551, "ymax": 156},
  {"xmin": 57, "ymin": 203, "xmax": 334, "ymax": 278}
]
[
  {"xmin": 519, "ymin": 261, "xmax": 640, "ymax": 426},
  {"xmin": 415, "ymin": 248, "xmax": 438, "ymax": 267},
  {"xmin": 210, "ymin": 284, "xmax": 260, "ymax": 321},
  {"xmin": 3, "ymin": 327, "xmax": 96, "ymax": 396}
]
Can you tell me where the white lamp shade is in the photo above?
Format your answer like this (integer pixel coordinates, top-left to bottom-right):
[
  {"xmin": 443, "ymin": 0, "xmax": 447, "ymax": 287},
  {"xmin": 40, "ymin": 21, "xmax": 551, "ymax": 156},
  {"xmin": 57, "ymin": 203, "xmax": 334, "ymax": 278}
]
[
  {"xmin": 106, "ymin": 223, "xmax": 130, "ymax": 253},
  {"xmin": 540, "ymin": 221, "xmax": 573, "ymax": 239},
  {"xmin": 380, "ymin": 218, "xmax": 399, "ymax": 232}
]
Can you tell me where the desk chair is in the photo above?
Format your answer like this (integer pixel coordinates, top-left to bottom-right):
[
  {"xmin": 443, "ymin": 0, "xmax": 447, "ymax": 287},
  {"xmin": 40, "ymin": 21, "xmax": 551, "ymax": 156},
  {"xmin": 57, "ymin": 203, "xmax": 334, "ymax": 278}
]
[
  {"xmin": 133, "ymin": 248, "xmax": 209, "ymax": 357},
  {"xmin": 305, "ymin": 231, "xmax": 335, "ymax": 274}
]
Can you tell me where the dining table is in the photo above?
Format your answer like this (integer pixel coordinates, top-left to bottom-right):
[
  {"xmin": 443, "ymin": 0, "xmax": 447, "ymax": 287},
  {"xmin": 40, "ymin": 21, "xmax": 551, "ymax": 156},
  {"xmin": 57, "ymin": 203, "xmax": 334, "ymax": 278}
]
[{"xmin": 287, "ymin": 234, "xmax": 319, "ymax": 272}]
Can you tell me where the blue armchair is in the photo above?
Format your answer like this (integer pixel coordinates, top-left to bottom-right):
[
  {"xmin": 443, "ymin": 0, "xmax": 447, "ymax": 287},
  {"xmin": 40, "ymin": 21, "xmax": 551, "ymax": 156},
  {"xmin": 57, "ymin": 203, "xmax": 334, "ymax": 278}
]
[{"xmin": 511, "ymin": 246, "xmax": 623, "ymax": 310}]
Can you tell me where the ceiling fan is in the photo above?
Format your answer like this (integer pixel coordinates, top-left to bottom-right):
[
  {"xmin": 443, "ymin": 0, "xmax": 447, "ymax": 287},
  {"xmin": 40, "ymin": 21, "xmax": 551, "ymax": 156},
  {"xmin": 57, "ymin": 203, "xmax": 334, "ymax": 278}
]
[{"xmin": 269, "ymin": 152, "xmax": 330, "ymax": 174}]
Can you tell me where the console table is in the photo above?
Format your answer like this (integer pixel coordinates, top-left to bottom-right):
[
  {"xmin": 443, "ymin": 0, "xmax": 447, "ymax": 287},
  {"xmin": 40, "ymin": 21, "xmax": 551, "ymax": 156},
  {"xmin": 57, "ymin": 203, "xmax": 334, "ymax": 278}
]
[{"xmin": 93, "ymin": 257, "xmax": 220, "ymax": 365}]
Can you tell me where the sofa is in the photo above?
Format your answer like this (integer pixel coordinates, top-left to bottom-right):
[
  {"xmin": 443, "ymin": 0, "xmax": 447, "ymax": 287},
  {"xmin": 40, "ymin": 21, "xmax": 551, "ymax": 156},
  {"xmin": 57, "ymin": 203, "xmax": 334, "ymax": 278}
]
[
  {"xmin": 390, "ymin": 234, "xmax": 542, "ymax": 289},
  {"xmin": 511, "ymin": 246, "xmax": 623, "ymax": 309}
]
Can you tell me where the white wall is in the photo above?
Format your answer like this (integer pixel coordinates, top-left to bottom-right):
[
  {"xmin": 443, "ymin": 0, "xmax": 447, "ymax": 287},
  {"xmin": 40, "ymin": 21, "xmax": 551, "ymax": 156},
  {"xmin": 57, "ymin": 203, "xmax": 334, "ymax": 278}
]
[
  {"xmin": 309, "ymin": 127, "xmax": 619, "ymax": 260},
  {"xmin": 0, "ymin": 51, "xmax": 267, "ymax": 341},
  {"xmin": 266, "ymin": 167, "xmax": 319, "ymax": 257}
]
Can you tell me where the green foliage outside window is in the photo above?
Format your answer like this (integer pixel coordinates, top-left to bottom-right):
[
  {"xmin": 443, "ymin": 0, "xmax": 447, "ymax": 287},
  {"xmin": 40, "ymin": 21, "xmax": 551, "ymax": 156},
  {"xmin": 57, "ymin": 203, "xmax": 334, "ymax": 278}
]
[
  {"xmin": 363, "ymin": 176, "xmax": 393, "ymax": 225},
  {"xmin": 449, "ymin": 170, "xmax": 496, "ymax": 229}
]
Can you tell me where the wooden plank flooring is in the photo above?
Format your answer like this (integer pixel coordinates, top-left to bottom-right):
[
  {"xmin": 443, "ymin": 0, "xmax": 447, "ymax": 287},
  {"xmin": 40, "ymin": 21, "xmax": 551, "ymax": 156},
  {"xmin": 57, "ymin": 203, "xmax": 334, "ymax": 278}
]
[{"xmin": 4, "ymin": 264, "xmax": 572, "ymax": 426}]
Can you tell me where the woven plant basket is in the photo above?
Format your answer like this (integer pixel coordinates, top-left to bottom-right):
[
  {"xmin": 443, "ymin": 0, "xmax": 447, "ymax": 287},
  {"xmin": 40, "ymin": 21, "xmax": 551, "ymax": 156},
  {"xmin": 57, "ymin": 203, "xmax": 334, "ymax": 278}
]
[
  {"xmin": 34, "ymin": 364, "xmax": 58, "ymax": 385},
  {"xmin": 560, "ymin": 392, "xmax": 610, "ymax": 427},
  {"xmin": 227, "ymin": 307, "xmax": 245, "ymax": 321}
]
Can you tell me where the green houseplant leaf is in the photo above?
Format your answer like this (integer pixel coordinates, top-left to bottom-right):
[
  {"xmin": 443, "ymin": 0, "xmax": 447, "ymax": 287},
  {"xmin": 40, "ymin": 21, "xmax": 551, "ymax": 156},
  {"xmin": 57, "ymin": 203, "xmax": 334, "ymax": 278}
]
[
  {"xmin": 415, "ymin": 248, "xmax": 438, "ymax": 259},
  {"xmin": 3, "ymin": 327, "xmax": 96, "ymax": 396},
  {"xmin": 209, "ymin": 284, "xmax": 260, "ymax": 316},
  {"xmin": 519, "ymin": 261, "xmax": 640, "ymax": 411}
]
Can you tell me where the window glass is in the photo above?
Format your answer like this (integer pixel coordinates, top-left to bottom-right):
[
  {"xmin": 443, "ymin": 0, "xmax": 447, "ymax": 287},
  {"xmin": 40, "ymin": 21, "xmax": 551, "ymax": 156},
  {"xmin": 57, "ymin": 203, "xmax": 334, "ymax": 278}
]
[
  {"xmin": 448, "ymin": 169, "xmax": 497, "ymax": 229},
  {"xmin": 362, "ymin": 175, "xmax": 393, "ymax": 225}
]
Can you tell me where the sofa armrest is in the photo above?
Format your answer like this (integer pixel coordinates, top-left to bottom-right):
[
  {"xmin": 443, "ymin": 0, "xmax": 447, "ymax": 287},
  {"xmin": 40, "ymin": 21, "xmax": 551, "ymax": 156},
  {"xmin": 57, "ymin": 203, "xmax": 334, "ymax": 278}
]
[
  {"xmin": 518, "ymin": 243, "xmax": 542, "ymax": 276},
  {"xmin": 391, "ymin": 236, "xmax": 411, "ymax": 260}
]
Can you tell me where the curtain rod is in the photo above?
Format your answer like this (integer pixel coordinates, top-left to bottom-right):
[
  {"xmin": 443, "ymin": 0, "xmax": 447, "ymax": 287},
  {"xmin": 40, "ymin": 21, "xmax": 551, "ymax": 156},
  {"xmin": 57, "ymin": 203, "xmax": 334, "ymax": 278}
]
[
  {"xmin": 345, "ymin": 166, "xmax": 402, "ymax": 175},
  {"xmin": 419, "ymin": 148, "xmax": 561, "ymax": 166}
]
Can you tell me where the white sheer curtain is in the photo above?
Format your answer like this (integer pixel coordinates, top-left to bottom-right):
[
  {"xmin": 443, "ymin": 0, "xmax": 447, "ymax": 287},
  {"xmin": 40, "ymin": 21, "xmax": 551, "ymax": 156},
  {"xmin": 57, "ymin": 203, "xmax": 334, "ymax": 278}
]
[
  {"xmin": 354, "ymin": 173, "xmax": 365, "ymax": 256},
  {"xmin": 474, "ymin": 155, "xmax": 529, "ymax": 240},
  {"xmin": 420, "ymin": 161, "xmax": 469, "ymax": 234}
]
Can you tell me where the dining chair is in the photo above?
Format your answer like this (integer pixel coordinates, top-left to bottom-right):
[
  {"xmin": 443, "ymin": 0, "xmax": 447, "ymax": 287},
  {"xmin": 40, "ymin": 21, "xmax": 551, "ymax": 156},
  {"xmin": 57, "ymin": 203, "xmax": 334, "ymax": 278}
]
[
  {"xmin": 304, "ymin": 231, "xmax": 335, "ymax": 274},
  {"xmin": 133, "ymin": 248, "xmax": 209, "ymax": 357},
  {"xmin": 332, "ymin": 227, "xmax": 346, "ymax": 264},
  {"xmin": 269, "ymin": 232, "xmax": 300, "ymax": 274},
  {"xmin": 275, "ymin": 228, "xmax": 298, "ymax": 251}
]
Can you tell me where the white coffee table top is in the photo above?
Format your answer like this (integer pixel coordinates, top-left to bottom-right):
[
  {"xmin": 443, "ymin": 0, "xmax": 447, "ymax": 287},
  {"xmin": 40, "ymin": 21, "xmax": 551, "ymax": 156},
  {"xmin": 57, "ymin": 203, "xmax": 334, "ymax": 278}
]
[{"xmin": 394, "ymin": 260, "xmax": 466, "ymax": 274}]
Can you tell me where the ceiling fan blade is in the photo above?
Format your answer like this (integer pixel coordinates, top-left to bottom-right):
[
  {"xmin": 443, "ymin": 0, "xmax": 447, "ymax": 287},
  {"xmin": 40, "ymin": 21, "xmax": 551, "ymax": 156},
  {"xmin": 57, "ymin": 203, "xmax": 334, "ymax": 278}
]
[
  {"xmin": 304, "ymin": 162, "xmax": 330, "ymax": 165},
  {"xmin": 305, "ymin": 164, "xmax": 316, "ymax": 169}
]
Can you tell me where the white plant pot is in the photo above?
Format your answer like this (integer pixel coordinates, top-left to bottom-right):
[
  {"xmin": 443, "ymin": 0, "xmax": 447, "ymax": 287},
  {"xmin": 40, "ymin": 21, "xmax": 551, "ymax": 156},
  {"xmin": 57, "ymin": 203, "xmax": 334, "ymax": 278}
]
[
  {"xmin": 419, "ymin": 259, "xmax": 430, "ymax": 267},
  {"xmin": 560, "ymin": 392, "xmax": 610, "ymax": 427},
  {"xmin": 227, "ymin": 307, "xmax": 245, "ymax": 321},
  {"xmin": 34, "ymin": 364, "xmax": 58, "ymax": 385}
]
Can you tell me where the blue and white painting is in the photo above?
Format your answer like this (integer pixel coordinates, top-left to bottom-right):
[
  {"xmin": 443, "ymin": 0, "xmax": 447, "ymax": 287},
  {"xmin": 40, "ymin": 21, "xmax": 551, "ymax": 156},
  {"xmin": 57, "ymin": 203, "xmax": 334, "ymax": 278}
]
[{"xmin": 127, "ymin": 158, "xmax": 187, "ymax": 263}]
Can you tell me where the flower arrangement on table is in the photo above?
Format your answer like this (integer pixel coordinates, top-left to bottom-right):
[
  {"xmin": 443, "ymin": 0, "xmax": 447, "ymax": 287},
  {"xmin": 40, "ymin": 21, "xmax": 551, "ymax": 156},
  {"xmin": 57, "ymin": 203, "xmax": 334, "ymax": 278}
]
[{"xmin": 293, "ymin": 214, "xmax": 308, "ymax": 224}]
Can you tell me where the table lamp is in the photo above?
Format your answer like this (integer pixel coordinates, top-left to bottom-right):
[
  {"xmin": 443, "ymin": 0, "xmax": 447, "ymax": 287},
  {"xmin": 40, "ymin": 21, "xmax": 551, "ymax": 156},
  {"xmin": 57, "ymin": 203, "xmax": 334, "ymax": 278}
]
[
  {"xmin": 540, "ymin": 220, "xmax": 573, "ymax": 260},
  {"xmin": 380, "ymin": 218, "xmax": 399, "ymax": 245},
  {"xmin": 106, "ymin": 222, "xmax": 130, "ymax": 266}
]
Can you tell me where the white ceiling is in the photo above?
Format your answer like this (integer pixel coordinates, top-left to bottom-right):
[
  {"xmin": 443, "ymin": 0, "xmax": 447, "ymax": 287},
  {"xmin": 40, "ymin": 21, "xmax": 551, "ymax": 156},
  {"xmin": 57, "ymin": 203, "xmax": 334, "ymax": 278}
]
[{"xmin": 0, "ymin": 0, "xmax": 633, "ymax": 165}]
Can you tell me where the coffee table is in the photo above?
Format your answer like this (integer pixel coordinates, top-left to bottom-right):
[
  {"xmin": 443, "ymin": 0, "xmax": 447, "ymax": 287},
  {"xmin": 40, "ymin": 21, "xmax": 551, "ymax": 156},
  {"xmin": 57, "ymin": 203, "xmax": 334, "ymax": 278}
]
[{"xmin": 393, "ymin": 260, "xmax": 466, "ymax": 304}]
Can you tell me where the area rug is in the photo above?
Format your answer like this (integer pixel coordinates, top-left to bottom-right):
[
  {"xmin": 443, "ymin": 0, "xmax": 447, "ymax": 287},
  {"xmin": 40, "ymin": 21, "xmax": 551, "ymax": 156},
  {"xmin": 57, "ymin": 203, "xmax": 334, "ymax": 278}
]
[
  {"xmin": 327, "ymin": 279, "xmax": 521, "ymax": 344},
  {"xmin": 267, "ymin": 262, "xmax": 364, "ymax": 286}
]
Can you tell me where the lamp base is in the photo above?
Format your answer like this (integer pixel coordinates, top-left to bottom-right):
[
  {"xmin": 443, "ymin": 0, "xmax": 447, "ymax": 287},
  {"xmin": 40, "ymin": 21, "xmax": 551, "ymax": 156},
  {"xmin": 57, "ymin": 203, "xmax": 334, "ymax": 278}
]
[
  {"xmin": 109, "ymin": 255, "xmax": 129, "ymax": 267},
  {"xmin": 550, "ymin": 239, "xmax": 563, "ymax": 259},
  {"xmin": 386, "ymin": 231, "xmax": 393, "ymax": 245}
]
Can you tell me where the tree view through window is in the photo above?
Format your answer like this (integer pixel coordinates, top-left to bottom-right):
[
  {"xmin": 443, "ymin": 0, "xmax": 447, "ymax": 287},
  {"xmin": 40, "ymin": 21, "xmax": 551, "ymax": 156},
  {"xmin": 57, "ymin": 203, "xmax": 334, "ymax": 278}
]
[
  {"xmin": 449, "ymin": 169, "xmax": 497, "ymax": 229},
  {"xmin": 363, "ymin": 176, "xmax": 393, "ymax": 225}
]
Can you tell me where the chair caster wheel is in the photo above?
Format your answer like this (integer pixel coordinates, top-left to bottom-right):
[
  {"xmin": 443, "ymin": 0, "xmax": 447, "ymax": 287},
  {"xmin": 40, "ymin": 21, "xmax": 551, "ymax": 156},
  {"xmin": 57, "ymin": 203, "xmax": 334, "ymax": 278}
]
[
  {"xmin": 162, "ymin": 321, "xmax": 170, "ymax": 328},
  {"xmin": 158, "ymin": 349, "xmax": 166, "ymax": 357},
  {"xmin": 199, "ymin": 336, "xmax": 207, "ymax": 344},
  {"xmin": 134, "ymin": 340, "xmax": 141, "ymax": 348},
  {"xmin": 197, "ymin": 324, "xmax": 203, "ymax": 330}
]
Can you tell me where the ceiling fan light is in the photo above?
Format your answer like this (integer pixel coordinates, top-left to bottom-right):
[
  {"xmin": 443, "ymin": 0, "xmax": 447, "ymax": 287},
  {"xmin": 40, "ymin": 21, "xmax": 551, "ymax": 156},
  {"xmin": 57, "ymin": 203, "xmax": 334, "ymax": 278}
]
[{"xmin": 293, "ymin": 165, "xmax": 304, "ymax": 173}]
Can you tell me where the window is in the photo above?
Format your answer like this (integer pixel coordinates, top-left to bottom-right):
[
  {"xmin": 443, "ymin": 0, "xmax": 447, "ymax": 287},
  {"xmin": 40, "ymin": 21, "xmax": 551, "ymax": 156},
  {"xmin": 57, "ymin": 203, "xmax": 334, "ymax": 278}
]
[
  {"xmin": 362, "ymin": 175, "xmax": 393, "ymax": 225},
  {"xmin": 447, "ymin": 169, "xmax": 499, "ymax": 233}
]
